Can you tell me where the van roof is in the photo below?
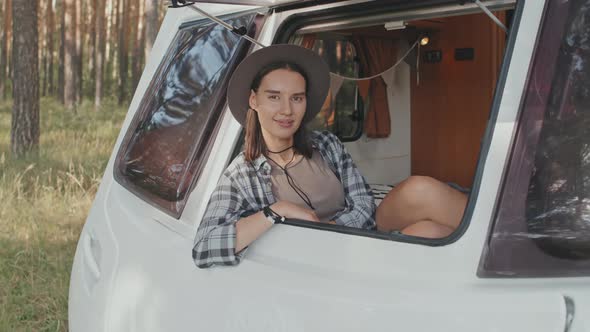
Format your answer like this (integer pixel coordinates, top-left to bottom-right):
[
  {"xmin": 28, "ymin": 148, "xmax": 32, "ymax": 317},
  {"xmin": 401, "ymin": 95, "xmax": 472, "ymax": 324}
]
[
  {"xmin": 194, "ymin": 0, "xmax": 348, "ymax": 8},
  {"xmin": 191, "ymin": 0, "xmax": 506, "ymax": 11},
  {"xmin": 197, "ymin": 0, "xmax": 451, "ymax": 7}
]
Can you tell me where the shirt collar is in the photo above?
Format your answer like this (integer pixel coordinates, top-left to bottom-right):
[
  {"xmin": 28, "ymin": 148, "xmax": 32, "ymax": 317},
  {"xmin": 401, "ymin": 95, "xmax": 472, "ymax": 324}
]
[{"xmin": 251, "ymin": 153, "xmax": 269, "ymax": 171}]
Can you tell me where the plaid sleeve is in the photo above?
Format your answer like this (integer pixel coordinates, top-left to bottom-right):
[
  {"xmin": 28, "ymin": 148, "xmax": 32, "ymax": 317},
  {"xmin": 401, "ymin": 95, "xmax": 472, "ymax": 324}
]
[
  {"xmin": 320, "ymin": 131, "xmax": 376, "ymax": 229},
  {"xmin": 192, "ymin": 169, "xmax": 250, "ymax": 268}
]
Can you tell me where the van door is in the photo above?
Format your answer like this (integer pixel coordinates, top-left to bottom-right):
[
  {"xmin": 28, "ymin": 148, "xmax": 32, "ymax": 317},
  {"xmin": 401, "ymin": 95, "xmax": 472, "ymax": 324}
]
[
  {"xmin": 181, "ymin": 1, "xmax": 566, "ymax": 331},
  {"xmin": 68, "ymin": 4, "xmax": 266, "ymax": 332},
  {"xmin": 186, "ymin": 0, "xmax": 571, "ymax": 331}
]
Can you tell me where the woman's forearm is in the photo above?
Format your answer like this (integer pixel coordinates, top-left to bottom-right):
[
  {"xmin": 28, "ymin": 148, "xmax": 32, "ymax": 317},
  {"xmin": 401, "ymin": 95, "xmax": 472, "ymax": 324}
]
[
  {"xmin": 234, "ymin": 201, "xmax": 320, "ymax": 253},
  {"xmin": 235, "ymin": 210, "xmax": 273, "ymax": 253}
]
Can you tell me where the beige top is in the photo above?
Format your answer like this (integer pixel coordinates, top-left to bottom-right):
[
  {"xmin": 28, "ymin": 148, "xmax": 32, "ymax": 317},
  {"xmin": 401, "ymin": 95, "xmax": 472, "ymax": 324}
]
[{"xmin": 269, "ymin": 151, "xmax": 346, "ymax": 222}]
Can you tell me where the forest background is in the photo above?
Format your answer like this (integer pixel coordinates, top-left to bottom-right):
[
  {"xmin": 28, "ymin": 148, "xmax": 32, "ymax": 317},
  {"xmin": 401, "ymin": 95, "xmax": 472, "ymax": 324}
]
[{"xmin": 0, "ymin": 0, "xmax": 168, "ymax": 330}]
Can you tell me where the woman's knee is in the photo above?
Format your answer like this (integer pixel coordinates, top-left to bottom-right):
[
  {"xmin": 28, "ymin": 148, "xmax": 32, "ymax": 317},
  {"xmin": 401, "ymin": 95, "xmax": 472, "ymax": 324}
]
[
  {"xmin": 394, "ymin": 176, "xmax": 439, "ymax": 204},
  {"xmin": 403, "ymin": 175, "xmax": 439, "ymax": 189}
]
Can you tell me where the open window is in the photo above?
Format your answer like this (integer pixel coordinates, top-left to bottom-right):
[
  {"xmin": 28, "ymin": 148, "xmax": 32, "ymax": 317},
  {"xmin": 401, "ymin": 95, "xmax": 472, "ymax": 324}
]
[{"xmin": 265, "ymin": 1, "xmax": 516, "ymax": 243}]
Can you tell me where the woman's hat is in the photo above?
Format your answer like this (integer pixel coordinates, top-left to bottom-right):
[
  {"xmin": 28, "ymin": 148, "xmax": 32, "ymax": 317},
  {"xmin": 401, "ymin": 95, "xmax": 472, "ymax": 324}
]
[{"xmin": 227, "ymin": 44, "xmax": 331, "ymax": 127}]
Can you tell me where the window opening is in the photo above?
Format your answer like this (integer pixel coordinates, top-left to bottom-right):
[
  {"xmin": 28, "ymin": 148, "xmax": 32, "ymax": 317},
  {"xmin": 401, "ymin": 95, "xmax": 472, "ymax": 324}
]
[
  {"xmin": 217, "ymin": 2, "xmax": 518, "ymax": 246},
  {"xmin": 267, "ymin": 3, "xmax": 515, "ymax": 243}
]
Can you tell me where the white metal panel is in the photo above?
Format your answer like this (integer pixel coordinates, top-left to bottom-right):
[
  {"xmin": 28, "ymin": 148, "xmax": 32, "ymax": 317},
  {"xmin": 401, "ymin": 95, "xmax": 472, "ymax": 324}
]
[
  {"xmin": 69, "ymin": 4, "xmax": 262, "ymax": 332},
  {"xmin": 176, "ymin": 1, "xmax": 570, "ymax": 331}
]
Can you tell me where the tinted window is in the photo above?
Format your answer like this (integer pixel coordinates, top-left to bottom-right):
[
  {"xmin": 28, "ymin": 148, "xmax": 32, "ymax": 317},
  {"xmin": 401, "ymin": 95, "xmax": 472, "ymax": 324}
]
[
  {"xmin": 305, "ymin": 39, "xmax": 363, "ymax": 141},
  {"xmin": 114, "ymin": 13, "xmax": 258, "ymax": 218},
  {"xmin": 479, "ymin": 0, "xmax": 590, "ymax": 277}
]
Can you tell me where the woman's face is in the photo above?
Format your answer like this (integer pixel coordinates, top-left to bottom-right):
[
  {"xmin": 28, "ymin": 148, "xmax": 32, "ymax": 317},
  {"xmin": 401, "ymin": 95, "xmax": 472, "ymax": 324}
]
[{"xmin": 249, "ymin": 68, "xmax": 307, "ymax": 142}]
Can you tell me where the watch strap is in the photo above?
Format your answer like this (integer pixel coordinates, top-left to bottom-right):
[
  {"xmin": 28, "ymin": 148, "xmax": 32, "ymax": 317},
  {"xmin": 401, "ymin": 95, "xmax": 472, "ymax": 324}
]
[{"xmin": 263, "ymin": 205, "xmax": 285, "ymax": 224}]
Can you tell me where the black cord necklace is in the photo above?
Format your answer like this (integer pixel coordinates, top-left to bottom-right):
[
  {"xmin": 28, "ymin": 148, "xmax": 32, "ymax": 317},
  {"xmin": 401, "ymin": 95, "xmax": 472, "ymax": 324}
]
[
  {"xmin": 267, "ymin": 152, "xmax": 315, "ymax": 211},
  {"xmin": 267, "ymin": 145, "xmax": 294, "ymax": 154}
]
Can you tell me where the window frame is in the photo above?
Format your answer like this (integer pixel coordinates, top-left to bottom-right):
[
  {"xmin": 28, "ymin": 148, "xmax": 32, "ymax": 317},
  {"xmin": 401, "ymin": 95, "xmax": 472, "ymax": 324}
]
[
  {"xmin": 113, "ymin": 10, "xmax": 262, "ymax": 219},
  {"xmin": 263, "ymin": 0, "xmax": 525, "ymax": 246}
]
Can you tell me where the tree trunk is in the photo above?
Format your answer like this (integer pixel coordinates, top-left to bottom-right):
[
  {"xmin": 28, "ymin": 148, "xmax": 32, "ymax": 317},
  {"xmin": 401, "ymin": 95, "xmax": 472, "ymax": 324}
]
[
  {"xmin": 109, "ymin": 0, "xmax": 119, "ymax": 87},
  {"xmin": 158, "ymin": 1, "xmax": 165, "ymax": 26},
  {"xmin": 40, "ymin": 0, "xmax": 48, "ymax": 97},
  {"xmin": 58, "ymin": 1, "xmax": 65, "ymax": 103},
  {"xmin": 0, "ymin": 0, "xmax": 12, "ymax": 99},
  {"xmin": 144, "ymin": 0, "xmax": 157, "ymax": 62},
  {"xmin": 94, "ymin": 0, "xmax": 105, "ymax": 108},
  {"xmin": 64, "ymin": 0, "xmax": 75, "ymax": 109},
  {"xmin": 11, "ymin": 0, "xmax": 39, "ymax": 157},
  {"xmin": 75, "ymin": 0, "xmax": 82, "ymax": 103},
  {"xmin": 117, "ymin": 0, "xmax": 128, "ymax": 104},
  {"xmin": 0, "ymin": 0, "xmax": 5, "ymax": 99},
  {"xmin": 132, "ymin": 0, "xmax": 144, "ymax": 92},
  {"xmin": 47, "ymin": 0, "xmax": 55, "ymax": 96},
  {"xmin": 105, "ymin": 0, "xmax": 114, "ymax": 68},
  {"xmin": 87, "ymin": 0, "xmax": 96, "ymax": 97}
]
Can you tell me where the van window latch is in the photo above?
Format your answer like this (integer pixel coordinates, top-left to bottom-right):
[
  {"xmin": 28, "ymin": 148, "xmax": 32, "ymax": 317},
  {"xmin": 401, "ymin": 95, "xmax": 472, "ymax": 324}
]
[
  {"xmin": 169, "ymin": 0, "xmax": 196, "ymax": 8},
  {"xmin": 167, "ymin": 0, "xmax": 249, "ymax": 37},
  {"xmin": 185, "ymin": 3, "xmax": 268, "ymax": 48},
  {"xmin": 459, "ymin": 0, "xmax": 508, "ymax": 33}
]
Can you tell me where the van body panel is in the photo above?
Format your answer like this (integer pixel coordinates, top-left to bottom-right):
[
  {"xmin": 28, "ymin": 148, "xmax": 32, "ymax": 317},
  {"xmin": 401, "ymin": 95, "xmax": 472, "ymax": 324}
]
[
  {"xmin": 69, "ymin": 0, "xmax": 590, "ymax": 331},
  {"xmin": 68, "ymin": 4, "xmax": 261, "ymax": 331}
]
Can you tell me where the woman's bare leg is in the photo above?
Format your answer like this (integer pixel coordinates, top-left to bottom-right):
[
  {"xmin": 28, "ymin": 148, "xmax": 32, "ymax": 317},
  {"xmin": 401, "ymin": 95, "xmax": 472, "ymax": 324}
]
[
  {"xmin": 375, "ymin": 176, "xmax": 468, "ymax": 236},
  {"xmin": 401, "ymin": 220, "xmax": 454, "ymax": 238}
]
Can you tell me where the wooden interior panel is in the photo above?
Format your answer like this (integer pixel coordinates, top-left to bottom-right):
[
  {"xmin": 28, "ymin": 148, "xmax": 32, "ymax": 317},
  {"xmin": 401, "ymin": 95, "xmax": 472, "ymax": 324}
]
[{"xmin": 410, "ymin": 12, "xmax": 506, "ymax": 188}]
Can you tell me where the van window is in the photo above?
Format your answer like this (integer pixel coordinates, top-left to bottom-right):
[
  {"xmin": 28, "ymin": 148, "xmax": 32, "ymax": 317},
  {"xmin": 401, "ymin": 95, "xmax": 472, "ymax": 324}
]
[
  {"xmin": 114, "ymin": 12, "xmax": 258, "ymax": 218},
  {"xmin": 300, "ymin": 38, "xmax": 363, "ymax": 141},
  {"xmin": 479, "ymin": 0, "xmax": 590, "ymax": 277}
]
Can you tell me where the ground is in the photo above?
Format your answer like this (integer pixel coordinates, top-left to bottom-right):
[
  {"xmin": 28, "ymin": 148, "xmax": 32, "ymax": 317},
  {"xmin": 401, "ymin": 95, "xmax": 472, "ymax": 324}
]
[{"xmin": 0, "ymin": 98, "xmax": 126, "ymax": 331}]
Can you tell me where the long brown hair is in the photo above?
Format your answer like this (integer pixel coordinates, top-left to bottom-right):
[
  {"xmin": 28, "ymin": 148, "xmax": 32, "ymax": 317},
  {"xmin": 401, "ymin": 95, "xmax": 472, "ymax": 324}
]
[{"xmin": 244, "ymin": 62, "xmax": 313, "ymax": 162}]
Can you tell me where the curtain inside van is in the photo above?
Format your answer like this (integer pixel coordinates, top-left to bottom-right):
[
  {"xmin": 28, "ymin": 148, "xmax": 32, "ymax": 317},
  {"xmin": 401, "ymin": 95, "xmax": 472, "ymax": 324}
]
[{"xmin": 352, "ymin": 37, "xmax": 397, "ymax": 138}]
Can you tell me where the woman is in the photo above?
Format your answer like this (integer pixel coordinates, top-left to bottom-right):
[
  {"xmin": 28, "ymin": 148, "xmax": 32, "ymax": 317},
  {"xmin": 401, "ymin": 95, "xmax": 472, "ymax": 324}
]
[{"xmin": 193, "ymin": 44, "xmax": 467, "ymax": 268}]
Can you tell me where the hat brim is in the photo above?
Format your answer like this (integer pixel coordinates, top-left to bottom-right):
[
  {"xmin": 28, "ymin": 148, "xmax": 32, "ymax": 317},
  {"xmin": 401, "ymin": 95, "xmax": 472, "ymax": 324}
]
[{"xmin": 227, "ymin": 44, "xmax": 330, "ymax": 127}]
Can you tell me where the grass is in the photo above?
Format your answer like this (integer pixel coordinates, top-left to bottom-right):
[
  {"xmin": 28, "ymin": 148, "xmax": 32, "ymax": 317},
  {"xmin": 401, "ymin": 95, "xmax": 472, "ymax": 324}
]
[{"xmin": 0, "ymin": 97, "xmax": 127, "ymax": 332}]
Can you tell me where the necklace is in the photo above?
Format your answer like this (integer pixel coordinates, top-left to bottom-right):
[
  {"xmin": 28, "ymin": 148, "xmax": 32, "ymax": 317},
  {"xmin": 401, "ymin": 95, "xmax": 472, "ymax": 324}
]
[
  {"xmin": 267, "ymin": 145, "xmax": 294, "ymax": 154},
  {"xmin": 267, "ymin": 153, "xmax": 315, "ymax": 211}
]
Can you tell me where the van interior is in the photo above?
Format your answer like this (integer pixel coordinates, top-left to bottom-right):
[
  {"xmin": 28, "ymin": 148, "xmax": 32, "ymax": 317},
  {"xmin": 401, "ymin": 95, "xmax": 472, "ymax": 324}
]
[{"xmin": 272, "ymin": 9, "xmax": 511, "ymax": 208}]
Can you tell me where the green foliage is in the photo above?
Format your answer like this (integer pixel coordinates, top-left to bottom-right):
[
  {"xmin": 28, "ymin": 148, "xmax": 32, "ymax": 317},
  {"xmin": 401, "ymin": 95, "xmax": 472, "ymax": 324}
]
[{"xmin": 0, "ymin": 97, "xmax": 126, "ymax": 331}]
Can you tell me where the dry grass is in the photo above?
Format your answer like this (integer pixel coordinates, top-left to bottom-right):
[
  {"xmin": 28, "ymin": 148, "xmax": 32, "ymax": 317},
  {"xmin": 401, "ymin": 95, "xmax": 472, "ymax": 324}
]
[{"xmin": 0, "ymin": 97, "xmax": 126, "ymax": 332}]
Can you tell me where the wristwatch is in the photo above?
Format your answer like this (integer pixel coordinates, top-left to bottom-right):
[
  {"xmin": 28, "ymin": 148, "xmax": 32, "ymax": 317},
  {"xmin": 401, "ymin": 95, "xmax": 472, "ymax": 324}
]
[{"xmin": 263, "ymin": 206, "xmax": 285, "ymax": 224}]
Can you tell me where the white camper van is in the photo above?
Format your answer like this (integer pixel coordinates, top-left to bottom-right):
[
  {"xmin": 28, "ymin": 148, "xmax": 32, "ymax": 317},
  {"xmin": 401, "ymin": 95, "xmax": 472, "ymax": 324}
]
[{"xmin": 68, "ymin": 0, "xmax": 590, "ymax": 331}]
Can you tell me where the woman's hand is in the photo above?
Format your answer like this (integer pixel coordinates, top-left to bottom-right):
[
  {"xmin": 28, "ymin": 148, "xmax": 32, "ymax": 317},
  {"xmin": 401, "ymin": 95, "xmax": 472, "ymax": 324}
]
[
  {"xmin": 271, "ymin": 201, "xmax": 320, "ymax": 222},
  {"xmin": 234, "ymin": 201, "xmax": 320, "ymax": 253}
]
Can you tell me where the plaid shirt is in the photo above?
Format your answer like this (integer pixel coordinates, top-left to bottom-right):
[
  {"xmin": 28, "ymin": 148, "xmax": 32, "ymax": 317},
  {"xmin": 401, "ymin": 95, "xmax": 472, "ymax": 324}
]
[{"xmin": 192, "ymin": 130, "xmax": 376, "ymax": 268}]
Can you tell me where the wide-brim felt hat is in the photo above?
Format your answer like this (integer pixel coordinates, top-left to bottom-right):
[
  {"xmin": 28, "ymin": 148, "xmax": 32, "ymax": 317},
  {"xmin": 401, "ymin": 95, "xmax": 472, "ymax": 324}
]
[{"xmin": 227, "ymin": 44, "xmax": 331, "ymax": 127}]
